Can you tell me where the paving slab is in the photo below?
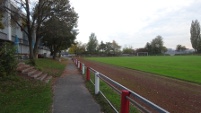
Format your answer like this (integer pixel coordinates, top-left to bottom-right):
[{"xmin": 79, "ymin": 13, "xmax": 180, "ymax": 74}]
[{"xmin": 53, "ymin": 58, "xmax": 101, "ymax": 113}]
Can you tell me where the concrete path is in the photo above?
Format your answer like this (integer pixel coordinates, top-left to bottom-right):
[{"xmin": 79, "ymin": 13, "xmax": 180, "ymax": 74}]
[{"xmin": 53, "ymin": 58, "xmax": 101, "ymax": 113}]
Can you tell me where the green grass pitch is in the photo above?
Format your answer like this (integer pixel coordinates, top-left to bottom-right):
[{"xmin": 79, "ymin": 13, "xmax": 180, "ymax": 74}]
[{"xmin": 87, "ymin": 56, "xmax": 201, "ymax": 84}]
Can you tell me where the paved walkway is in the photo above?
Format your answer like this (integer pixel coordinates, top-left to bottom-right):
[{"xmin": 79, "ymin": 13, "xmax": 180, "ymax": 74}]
[{"xmin": 53, "ymin": 58, "xmax": 101, "ymax": 113}]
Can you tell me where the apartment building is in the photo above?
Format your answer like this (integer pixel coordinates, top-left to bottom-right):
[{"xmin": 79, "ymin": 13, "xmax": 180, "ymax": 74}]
[{"xmin": 0, "ymin": 0, "xmax": 50, "ymax": 57}]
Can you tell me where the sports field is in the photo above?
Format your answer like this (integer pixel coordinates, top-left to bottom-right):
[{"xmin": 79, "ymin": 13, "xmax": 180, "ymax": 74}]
[{"xmin": 87, "ymin": 56, "xmax": 201, "ymax": 84}]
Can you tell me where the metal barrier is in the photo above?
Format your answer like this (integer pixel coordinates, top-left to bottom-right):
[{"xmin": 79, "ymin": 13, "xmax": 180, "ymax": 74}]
[{"xmin": 73, "ymin": 58, "xmax": 169, "ymax": 113}]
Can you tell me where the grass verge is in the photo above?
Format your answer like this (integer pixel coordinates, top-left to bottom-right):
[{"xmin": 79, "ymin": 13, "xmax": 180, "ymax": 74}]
[
  {"xmin": 0, "ymin": 76, "xmax": 52, "ymax": 113},
  {"xmin": 86, "ymin": 81, "xmax": 115, "ymax": 113},
  {"xmin": 35, "ymin": 58, "xmax": 67, "ymax": 77},
  {"xmin": 85, "ymin": 71, "xmax": 139, "ymax": 113},
  {"xmin": 0, "ymin": 58, "xmax": 68, "ymax": 113}
]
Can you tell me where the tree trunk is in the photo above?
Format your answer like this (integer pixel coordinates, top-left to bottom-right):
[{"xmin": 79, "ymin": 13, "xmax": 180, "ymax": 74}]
[
  {"xmin": 25, "ymin": 0, "xmax": 34, "ymax": 60},
  {"xmin": 28, "ymin": 34, "xmax": 34, "ymax": 59},
  {"xmin": 53, "ymin": 51, "xmax": 56, "ymax": 59},
  {"xmin": 33, "ymin": 34, "xmax": 40, "ymax": 59}
]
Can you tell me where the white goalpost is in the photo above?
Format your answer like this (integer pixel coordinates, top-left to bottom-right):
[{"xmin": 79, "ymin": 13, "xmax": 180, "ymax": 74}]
[{"xmin": 137, "ymin": 52, "xmax": 148, "ymax": 56}]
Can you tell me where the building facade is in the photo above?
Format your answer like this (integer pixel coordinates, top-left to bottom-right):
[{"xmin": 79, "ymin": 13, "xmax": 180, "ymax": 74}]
[{"xmin": 0, "ymin": 0, "xmax": 50, "ymax": 57}]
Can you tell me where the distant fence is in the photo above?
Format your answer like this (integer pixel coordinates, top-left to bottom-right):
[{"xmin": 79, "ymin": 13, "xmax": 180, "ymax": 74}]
[{"xmin": 73, "ymin": 58, "xmax": 169, "ymax": 113}]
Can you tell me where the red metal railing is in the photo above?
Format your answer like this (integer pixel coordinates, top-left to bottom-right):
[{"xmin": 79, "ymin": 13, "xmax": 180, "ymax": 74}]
[{"xmin": 72, "ymin": 58, "xmax": 169, "ymax": 113}]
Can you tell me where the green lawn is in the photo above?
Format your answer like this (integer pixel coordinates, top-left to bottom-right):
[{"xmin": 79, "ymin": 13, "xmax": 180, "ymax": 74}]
[
  {"xmin": 86, "ymin": 56, "xmax": 201, "ymax": 84},
  {"xmin": 0, "ymin": 58, "xmax": 67, "ymax": 113},
  {"xmin": 0, "ymin": 76, "xmax": 52, "ymax": 113},
  {"xmin": 35, "ymin": 58, "xmax": 67, "ymax": 77},
  {"xmin": 85, "ymin": 71, "xmax": 139, "ymax": 113}
]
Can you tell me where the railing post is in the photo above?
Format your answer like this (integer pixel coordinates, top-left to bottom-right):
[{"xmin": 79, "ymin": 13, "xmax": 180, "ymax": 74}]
[
  {"xmin": 86, "ymin": 67, "xmax": 90, "ymax": 81},
  {"xmin": 80, "ymin": 62, "xmax": 82, "ymax": 70},
  {"xmin": 95, "ymin": 72, "xmax": 100, "ymax": 94},
  {"xmin": 75, "ymin": 59, "xmax": 78, "ymax": 65},
  {"xmin": 120, "ymin": 90, "xmax": 130, "ymax": 113},
  {"xmin": 82, "ymin": 64, "xmax": 85, "ymax": 75},
  {"xmin": 78, "ymin": 61, "xmax": 80, "ymax": 68}
]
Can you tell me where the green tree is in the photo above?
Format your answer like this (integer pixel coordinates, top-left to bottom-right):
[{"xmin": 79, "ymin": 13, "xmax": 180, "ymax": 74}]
[
  {"xmin": 68, "ymin": 42, "xmax": 86, "ymax": 55},
  {"xmin": 87, "ymin": 33, "xmax": 98, "ymax": 54},
  {"xmin": 41, "ymin": 0, "xmax": 78, "ymax": 59},
  {"xmin": 76, "ymin": 43, "xmax": 86, "ymax": 55},
  {"xmin": 68, "ymin": 44, "xmax": 77, "ymax": 54},
  {"xmin": 145, "ymin": 42, "xmax": 152, "ymax": 54},
  {"xmin": 151, "ymin": 35, "xmax": 165, "ymax": 54},
  {"xmin": 176, "ymin": 44, "xmax": 187, "ymax": 52},
  {"xmin": 33, "ymin": 0, "xmax": 52, "ymax": 58},
  {"xmin": 98, "ymin": 41, "xmax": 106, "ymax": 53},
  {"xmin": 105, "ymin": 42, "xmax": 113, "ymax": 55},
  {"xmin": 111, "ymin": 40, "xmax": 121, "ymax": 55},
  {"xmin": 0, "ymin": 43, "xmax": 17, "ymax": 77},
  {"xmin": 190, "ymin": 20, "xmax": 201, "ymax": 52},
  {"xmin": 161, "ymin": 46, "xmax": 167, "ymax": 54},
  {"xmin": 2, "ymin": 0, "xmax": 39, "ymax": 61},
  {"xmin": 104, "ymin": 40, "xmax": 121, "ymax": 56},
  {"xmin": 42, "ymin": 17, "xmax": 77, "ymax": 59},
  {"xmin": 122, "ymin": 46, "xmax": 134, "ymax": 54}
]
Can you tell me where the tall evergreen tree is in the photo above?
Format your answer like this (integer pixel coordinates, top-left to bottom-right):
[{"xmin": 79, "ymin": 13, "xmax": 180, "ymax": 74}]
[
  {"xmin": 87, "ymin": 33, "xmax": 98, "ymax": 54},
  {"xmin": 190, "ymin": 20, "xmax": 201, "ymax": 52}
]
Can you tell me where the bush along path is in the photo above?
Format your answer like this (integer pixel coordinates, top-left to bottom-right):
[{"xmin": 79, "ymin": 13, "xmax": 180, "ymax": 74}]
[{"xmin": 17, "ymin": 62, "xmax": 52, "ymax": 83}]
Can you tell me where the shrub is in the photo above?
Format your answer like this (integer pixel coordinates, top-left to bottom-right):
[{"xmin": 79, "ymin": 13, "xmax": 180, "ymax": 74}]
[{"xmin": 0, "ymin": 42, "xmax": 17, "ymax": 77}]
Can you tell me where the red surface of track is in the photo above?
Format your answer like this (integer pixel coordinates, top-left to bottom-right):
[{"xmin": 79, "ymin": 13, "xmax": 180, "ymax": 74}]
[{"xmin": 78, "ymin": 58, "xmax": 201, "ymax": 113}]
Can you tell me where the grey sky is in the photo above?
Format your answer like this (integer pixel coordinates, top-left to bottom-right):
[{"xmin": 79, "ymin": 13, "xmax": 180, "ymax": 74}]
[{"xmin": 71, "ymin": 0, "xmax": 201, "ymax": 49}]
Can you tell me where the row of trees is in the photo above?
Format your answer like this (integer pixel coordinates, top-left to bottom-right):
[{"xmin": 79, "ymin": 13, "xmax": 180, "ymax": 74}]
[
  {"xmin": 69, "ymin": 33, "xmax": 180, "ymax": 56},
  {"xmin": 81, "ymin": 20, "xmax": 200, "ymax": 55},
  {"xmin": 80, "ymin": 19, "xmax": 201, "ymax": 55},
  {"xmin": 0, "ymin": 0, "xmax": 78, "ymax": 61},
  {"xmin": 69, "ymin": 33, "xmax": 121, "ymax": 56},
  {"xmin": 69, "ymin": 34, "xmax": 189, "ymax": 56},
  {"xmin": 122, "ymin": 35, "xmax": 168, "ymax": 55},
  {"xmin": 176, "ymin": 44, "xmax": 187, "ymax": 52},
  {"xmin": 69, "ymin": 19, "xmax": 200, "ymax": 55}
]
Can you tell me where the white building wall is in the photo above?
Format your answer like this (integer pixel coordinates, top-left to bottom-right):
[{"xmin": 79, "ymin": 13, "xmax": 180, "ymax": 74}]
[
  {"xmin": 0, "ymin": 1, "xmax": 51, "ymax": 57},
  {"xmin": 6, "ymin": 0, "xmax": 11, "ymax": 41},
  {"xmin": 38, "ymin": 49, "xmax": 51, "ymax": 57},
  {"xmin": 19, "ymin": 45, "xmax": 29, "ymax": 54}
]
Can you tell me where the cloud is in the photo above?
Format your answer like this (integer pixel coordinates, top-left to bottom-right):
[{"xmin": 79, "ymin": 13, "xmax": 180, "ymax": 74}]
[{"xmin": 71, "ymin": 0, "xmax": 200, "ymax": 49}]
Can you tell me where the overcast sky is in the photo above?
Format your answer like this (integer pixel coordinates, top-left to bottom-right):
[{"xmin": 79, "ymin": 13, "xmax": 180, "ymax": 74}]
[{"xmin": 69, "ymin": 0, "xmax": 201, "ymax": 49}]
